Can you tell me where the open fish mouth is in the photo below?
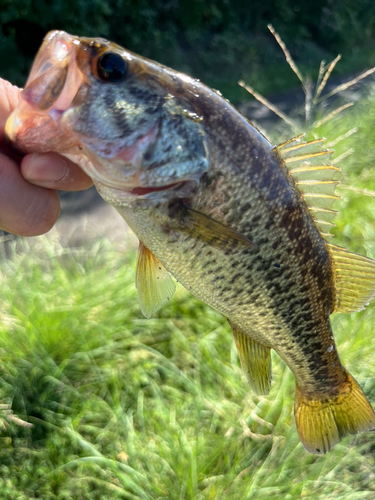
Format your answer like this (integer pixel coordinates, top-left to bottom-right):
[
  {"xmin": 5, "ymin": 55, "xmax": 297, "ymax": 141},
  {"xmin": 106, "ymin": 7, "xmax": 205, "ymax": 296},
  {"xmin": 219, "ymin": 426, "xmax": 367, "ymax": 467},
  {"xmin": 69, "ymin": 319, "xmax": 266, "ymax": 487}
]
[
  {"xmin": 4, "ymin": 31, "xmax": 162, "ymax": 194},
  {"xmin": 5, "ymin": 30, "xmax": 208, "ymax": 200}
]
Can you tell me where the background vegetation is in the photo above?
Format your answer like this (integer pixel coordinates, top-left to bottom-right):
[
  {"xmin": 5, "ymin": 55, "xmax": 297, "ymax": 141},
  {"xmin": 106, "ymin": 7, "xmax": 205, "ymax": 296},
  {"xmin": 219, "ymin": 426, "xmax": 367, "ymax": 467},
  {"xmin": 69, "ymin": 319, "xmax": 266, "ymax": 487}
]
[
  {"xmin": 1, "ymin": 51, "xmax": 375, "ymax": 499},
  {"xmin": 2, "ymin": 0, "xmax": 375, "ymax": 101},
  {"xmin": 2, "ymin": 88, "xmax": 375, "ymax": 496},
  {"xmin": 2, "ymin": 1, "xmax": 375, "ymax": 498}
]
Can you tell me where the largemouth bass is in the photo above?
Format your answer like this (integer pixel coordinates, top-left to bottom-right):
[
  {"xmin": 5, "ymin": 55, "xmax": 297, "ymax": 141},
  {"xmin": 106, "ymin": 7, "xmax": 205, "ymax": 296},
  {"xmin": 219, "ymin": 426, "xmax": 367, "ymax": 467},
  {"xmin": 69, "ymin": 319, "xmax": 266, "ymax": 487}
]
[{"xmin": 6, "ymin": 30, "xmax": 375, "ymax": 454}]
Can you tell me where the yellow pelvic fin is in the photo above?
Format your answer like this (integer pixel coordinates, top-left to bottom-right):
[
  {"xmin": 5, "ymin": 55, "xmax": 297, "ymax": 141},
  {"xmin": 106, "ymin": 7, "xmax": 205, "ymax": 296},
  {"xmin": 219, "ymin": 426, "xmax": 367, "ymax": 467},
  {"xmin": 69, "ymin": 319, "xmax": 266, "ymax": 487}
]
[
  {"xmin": 231, "ymin": 324, "xmax": 271, "ymax": 395},
  {"xmin": 276, "ymin": 136, "xmax": 340, "ymax": 238},
  {"xmin": 328, "ymin": 243, "xmax": 375, "ymax": 313},
  {"xmin": 295, "ymin": 372, "xmax": 375, "ymax": 454},
  {"xmin": 135, "ymin": 242, "xmax": 176, "ymax": 318},
  {"xmin": 170, "ymin": 202, "xmax": 255, "ymax": 252}
]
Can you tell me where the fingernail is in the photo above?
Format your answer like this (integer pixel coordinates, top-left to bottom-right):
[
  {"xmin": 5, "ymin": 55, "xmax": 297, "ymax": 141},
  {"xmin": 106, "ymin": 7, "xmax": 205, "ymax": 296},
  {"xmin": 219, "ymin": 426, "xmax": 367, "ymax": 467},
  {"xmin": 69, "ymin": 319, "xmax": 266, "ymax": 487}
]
[{"xmin": 25, "ymin": 153, "xmax": 68, "ymax": 183}]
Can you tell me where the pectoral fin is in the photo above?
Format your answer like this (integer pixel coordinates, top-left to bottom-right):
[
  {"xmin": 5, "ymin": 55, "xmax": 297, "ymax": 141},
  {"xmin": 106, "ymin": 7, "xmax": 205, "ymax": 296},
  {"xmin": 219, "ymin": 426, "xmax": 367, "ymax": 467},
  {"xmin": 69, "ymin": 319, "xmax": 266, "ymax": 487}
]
[
  {"xmin": 169, "ymin": 202, "xmax": 255, "ymax": 252},
  {"xmin": 135, "ymin": 242, "xmax": 176, "ymax": 318},
  {"xmin": 230, "ymin": 323, "xmax": 271, "ymax": 395}
]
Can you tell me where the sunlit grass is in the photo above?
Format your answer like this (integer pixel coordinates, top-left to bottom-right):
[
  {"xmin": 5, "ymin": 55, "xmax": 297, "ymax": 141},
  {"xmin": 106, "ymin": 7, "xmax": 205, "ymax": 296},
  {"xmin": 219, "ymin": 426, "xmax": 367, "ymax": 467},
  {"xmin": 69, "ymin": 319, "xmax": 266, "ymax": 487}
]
[{"xmin": 2, "ymin": 77, "xmax": 375, "ymax": 500}]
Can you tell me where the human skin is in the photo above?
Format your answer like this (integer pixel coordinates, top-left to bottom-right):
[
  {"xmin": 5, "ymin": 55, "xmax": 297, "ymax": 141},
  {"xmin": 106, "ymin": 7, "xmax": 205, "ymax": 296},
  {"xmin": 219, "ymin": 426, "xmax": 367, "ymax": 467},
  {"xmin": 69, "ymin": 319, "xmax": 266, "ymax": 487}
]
[{"xmin": 0, "ymin": 78, "xmax": 93, "ymax": 236}]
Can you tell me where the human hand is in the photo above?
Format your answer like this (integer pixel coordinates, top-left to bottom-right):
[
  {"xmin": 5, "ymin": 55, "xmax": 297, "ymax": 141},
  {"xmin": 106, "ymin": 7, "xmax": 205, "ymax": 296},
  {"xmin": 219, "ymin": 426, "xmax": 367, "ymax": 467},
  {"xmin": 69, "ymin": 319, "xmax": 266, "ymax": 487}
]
[{"xmin": 0, "ymin": 78, "xmax": 93, "ymax": 236}]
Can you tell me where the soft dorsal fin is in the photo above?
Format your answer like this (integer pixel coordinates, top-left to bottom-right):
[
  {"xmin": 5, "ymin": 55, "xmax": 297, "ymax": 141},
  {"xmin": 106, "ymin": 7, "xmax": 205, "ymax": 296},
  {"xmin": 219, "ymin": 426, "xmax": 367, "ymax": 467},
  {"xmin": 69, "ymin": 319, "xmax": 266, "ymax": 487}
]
[
  {"xmin": 230, "ymin": 323, "xmax": 271, "ymax": 395},
  {"xmin": 135, "ymin": 242, "xmax": 176, "ymax": 318},
  {"xmin": 276, "ymin": 136, "xmax": 340, "ymax": 238},
  {"xmin": 328, "ymin": 243, "xmax": 375, "ymax": 313}
]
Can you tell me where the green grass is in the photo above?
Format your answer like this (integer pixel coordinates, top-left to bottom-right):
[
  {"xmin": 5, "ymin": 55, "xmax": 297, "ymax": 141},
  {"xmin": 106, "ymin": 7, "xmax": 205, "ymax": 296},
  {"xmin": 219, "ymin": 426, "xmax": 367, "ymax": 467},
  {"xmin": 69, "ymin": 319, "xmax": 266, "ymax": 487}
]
[{"xmin": 2, "ymin": 85, "xmax": 375, "ymax": 499}]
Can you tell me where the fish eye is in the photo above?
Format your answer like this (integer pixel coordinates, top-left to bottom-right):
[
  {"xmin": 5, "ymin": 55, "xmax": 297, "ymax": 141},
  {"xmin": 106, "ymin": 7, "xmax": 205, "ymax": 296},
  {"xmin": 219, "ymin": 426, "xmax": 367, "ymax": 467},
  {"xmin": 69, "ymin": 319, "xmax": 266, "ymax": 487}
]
[{"xmin": 97, "ymin": 52, "xmax": 128, "ymax": 82}]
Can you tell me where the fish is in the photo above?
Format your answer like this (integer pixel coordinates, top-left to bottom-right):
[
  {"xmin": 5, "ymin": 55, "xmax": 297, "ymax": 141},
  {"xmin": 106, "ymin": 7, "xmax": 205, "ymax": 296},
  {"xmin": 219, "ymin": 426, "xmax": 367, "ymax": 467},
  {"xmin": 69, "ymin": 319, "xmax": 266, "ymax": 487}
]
[{"xmin": 5, "ymin": 30, "xmax": 375, "ymax": 454}]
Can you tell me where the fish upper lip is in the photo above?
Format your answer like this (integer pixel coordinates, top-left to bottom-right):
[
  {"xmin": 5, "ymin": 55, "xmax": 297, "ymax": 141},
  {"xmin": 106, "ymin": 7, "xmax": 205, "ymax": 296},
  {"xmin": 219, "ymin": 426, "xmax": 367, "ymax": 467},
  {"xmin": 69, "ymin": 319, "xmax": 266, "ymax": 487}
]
[
  {"xmin": 25, "ymin": 31, "xmax": 77, "ymax": 88},
  {"xmin": 5, "ymin": 31, "xmax": 86, "ymax": 146},
  {"xmin": 20, "ymin": 31, "xmax": 85, "ymax": 117}
]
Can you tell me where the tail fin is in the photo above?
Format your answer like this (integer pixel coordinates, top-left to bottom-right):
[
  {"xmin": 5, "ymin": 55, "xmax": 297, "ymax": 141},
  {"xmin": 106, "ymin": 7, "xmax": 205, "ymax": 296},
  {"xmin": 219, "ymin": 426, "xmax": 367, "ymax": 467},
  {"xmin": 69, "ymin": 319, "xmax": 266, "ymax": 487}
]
[{"xmin": 295, "ymin": 372, "xmax": 375, "ymax": 454}]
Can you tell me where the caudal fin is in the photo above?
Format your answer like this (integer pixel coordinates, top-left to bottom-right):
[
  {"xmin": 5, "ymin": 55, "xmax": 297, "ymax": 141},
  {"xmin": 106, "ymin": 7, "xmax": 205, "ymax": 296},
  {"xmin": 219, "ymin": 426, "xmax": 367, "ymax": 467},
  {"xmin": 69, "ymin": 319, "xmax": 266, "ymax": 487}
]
[{"xmin": 295, "ymin": 372, "xmax": 375, "ymax": 454}]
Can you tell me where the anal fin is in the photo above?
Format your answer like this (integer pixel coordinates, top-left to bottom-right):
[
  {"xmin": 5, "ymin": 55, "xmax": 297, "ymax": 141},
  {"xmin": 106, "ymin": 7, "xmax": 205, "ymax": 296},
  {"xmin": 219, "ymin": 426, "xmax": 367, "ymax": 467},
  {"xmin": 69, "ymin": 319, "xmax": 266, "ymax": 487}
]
[
  {"xmin": 295, "ymin": 372, "xmax": 375, "ymax": 454},
  {"xmin": 230, "ymin": 324, "xmax": 271, "ymax": 395},
  {"xmin": 135, "ymin": 242, "xmax": 176, "ymax": 318}
]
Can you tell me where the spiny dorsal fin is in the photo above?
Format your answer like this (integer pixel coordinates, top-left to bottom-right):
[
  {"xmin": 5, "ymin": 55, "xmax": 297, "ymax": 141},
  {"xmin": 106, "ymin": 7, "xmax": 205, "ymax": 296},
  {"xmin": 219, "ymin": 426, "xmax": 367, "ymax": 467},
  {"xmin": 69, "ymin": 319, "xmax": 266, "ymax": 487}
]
[
  {"xmin": 276, "ymin": 136, "xmax": 340, "ymax": 238},
  {"xmin": 328, "ymin": 243, "xmax": 375, "ymax": 313},
  {"xmin": 135, "ymin": 242, "xmax": 176, "ymax": 318},
  {"xmin": 230, "ymin": 323, "xmax": 271, "ymax": 395},
  {"xmin": 277, "ymin": 134, "xmax": 305, "ymax": 153},
  {"xmin": 281, "ymin": 138, "xmax": 327, "ymax": 158}
]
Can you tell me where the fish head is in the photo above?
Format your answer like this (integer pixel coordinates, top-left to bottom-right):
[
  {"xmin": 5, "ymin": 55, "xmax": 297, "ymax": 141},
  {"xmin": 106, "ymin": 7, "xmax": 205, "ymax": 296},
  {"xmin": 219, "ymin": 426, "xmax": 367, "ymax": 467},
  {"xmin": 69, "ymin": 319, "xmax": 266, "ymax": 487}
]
[{"xmin": 6, "ymin": 30, "xmax": 210, "ymax": 203}]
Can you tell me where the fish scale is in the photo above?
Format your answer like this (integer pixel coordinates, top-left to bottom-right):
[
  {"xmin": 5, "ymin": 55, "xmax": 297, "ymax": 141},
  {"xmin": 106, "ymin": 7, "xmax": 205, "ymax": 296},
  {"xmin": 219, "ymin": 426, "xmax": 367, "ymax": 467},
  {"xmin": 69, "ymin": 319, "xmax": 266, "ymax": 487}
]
[
  {"xmin": 6, "ymin": 30, "xmax": 375, "ymax": 454},
  {"xmin": 117, "ymin": 159, "xmax": 337, "ymax": 393}
]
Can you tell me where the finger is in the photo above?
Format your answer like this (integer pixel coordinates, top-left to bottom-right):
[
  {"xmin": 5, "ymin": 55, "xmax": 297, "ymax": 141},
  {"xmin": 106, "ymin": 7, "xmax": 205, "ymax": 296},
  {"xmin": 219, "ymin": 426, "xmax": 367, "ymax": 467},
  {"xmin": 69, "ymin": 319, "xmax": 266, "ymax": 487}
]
[
  {"xmin": 0, "ymin": 79, "xmax": 21, "ymax": 142},
  {"xmin": 21, "ymin": 152, "xmax": 94, "ymax": 191},
  {"xmin": 0, "ymin": 154, "xmax": 60, "ymax": 236}
]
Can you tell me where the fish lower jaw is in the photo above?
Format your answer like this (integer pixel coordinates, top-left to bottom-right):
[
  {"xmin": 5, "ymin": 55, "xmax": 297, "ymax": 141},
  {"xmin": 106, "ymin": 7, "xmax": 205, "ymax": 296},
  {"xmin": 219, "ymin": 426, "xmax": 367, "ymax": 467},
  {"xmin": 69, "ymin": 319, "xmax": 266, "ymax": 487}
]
[
  {"xmin": 94, "ymin": 179, "xmax": 199, "ymax": 207},
  {"xmin": 129, "ymin": 182, "xmax": 182, "ymax": 196},
  {"xmin": 94, "ymin": 179, "xmax": 184, "ymax": 202},
  {"xmin": 65, "ymin": 151, "xmax": 186, "ymax": 199}
]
